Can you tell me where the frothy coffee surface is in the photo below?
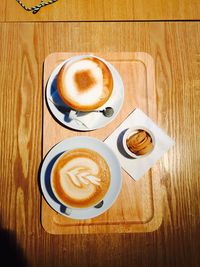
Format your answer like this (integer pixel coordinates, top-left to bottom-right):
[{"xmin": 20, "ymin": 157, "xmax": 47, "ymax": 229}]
[
  {"xmin": 51, "ymin": 148, "xmax": 111, "ymax": 208},
  {"xmin": 57, "ymin": 57, "xmax": 113, "ymax": 111}
]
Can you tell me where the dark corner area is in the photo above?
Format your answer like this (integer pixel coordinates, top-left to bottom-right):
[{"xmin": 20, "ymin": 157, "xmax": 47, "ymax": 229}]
[{"xmin": 0, "ymin": 224, "xmax": 28, "ymax": 267}]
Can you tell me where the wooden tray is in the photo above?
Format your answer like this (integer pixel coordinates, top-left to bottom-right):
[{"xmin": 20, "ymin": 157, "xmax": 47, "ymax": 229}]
[{"xmin": 42, "ymin": 52, "xmax": 162, "ymax": 234}]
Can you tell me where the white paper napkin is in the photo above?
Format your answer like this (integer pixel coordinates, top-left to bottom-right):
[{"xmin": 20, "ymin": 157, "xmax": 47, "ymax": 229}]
[{"xmin": 104, "ymin": 108, "xmax": 175, "ymax": 181}]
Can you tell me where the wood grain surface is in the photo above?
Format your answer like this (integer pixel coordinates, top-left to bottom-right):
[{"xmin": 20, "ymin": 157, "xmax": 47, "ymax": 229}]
[
  {"xmin": 3, "ymin": 0, "xmax": 200, "ymax": 21},
  {"xmin": 0, "ymin": 1, "xmax": 6, "ymax": 21},
  {"xmin": 0, "ymin": 22, "xmax": 199, "ymax": 266}
]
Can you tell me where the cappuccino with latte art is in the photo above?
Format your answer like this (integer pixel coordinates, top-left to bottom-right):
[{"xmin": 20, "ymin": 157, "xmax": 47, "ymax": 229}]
[{"xmin": 51, "ymin": 148, "xmax": 111, "ymax": 208}]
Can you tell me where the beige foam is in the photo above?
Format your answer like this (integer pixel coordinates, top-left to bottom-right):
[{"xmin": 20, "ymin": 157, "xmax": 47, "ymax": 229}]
[
  {"xmin": 59, "ymin": 157, "xmax": 101, "ymax": 202},
  {"xmin": 51, "ymin": 148, "xmax": 111, "ymax": 208},
  {"xmin": 57, "ymin": 57, "xmax": 113, "ymax": 111}
]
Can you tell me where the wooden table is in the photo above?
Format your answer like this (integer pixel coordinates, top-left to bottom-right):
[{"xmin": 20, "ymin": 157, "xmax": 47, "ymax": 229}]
[
  {"xmin": 2, "ymin": 0, "xmax": 200, "ymax": 21},
  {"xmin": 0, "ymin": 4, "xmax": 200, "ymax": 267}
]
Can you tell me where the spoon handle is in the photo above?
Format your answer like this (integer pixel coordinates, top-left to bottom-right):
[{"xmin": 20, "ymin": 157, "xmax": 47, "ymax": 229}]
[{"xmin": 48, "ymin": 98, "xmax": 71, "ymax": 112}]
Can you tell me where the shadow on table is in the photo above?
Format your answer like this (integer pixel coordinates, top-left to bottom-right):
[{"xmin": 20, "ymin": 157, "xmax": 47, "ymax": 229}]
[{"xmin": 0, "ymin": 226, "xmax": 28, "ymax": 267}]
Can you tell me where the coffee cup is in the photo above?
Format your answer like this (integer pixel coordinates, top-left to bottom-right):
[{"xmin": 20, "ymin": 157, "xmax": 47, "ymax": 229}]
[
  {"xmin": 56, "ymin": 55, "xmax": 114, "ymax": 120},
  {"xmin": 50, "ymin": 148, "xmax": 111, "ymax": 210}
]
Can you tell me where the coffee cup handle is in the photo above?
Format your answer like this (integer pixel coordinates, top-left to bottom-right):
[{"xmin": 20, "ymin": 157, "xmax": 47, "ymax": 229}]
[
  {"xmin": 64, "ymin": 207, "xmax": 72, "ymax": 216},
  {"xmin": 68, "ymin": 110, "xmax": 77, "ymax": 121},
  {"xmin": 60, "ymin": 205, "xmax": 72, "ymax": 216},
  {"xmin": 68, "ymin": 110, "xmax": 89, "ymax": 128},
  {"xmin": 94, "ymin": 200, "xmax": 104, "ymax": 209}
]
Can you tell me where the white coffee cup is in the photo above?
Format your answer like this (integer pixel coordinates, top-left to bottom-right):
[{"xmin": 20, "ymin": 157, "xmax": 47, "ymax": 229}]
[{"xmin": 56, "ymin": 55, "xmax": 114, "ymax": 122}]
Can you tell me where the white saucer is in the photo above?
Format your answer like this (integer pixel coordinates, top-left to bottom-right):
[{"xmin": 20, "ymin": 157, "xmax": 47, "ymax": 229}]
[
  {"xmin": 40, "ymin": 136, "xmax": 122, "ymax": 219},
  {"xmin": 46, "ymin": 54, "xmax": 124, "ymax": 131}
]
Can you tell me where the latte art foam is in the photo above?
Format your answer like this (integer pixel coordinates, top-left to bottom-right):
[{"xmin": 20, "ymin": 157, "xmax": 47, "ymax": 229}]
[
  {"xmin": 57, "ymin": 57, "xmax": 113, "ymax": 111},
  {"xmin": 51, "ymin": 148, "xmax": 111, "ymax": 208}
]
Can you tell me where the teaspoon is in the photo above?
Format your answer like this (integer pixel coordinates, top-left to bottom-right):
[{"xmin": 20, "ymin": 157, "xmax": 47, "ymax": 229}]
[{"xmin": 49, "ymin": 98, "xmax": 114, "ymax": 118}]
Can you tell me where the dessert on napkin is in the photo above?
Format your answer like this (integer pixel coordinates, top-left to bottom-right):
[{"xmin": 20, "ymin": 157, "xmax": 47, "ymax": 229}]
[{"xmin": 105, "ymin": 108, "xmax": 174, "ymax": 181}]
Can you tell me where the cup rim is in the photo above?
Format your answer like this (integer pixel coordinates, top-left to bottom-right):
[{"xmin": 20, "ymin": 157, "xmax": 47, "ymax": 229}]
[
  {"xmin": 122, "ymin": 126, "xmax": 155, "ymax": 159},
  {"xmin": 50, "ymin": 148, "xmax": 111, "ymax": 210}
]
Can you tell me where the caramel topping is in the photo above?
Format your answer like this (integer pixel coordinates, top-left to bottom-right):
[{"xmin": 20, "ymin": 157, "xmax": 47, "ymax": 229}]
[
  {"xmin": 126, "ymin": 130, "xmax": 153, "ymax": 156},
  {"xmin": 74, "ymin": 70, "xmax": 96, "ymax": 91}
]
